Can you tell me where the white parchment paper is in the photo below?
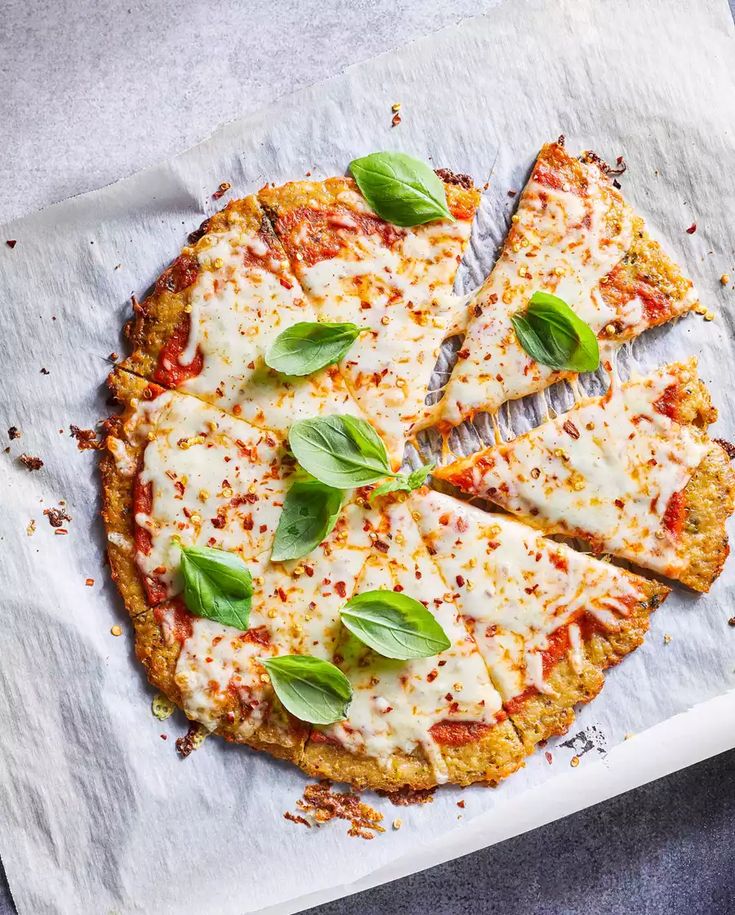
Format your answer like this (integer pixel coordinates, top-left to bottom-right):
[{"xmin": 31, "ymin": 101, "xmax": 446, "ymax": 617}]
[{"xmin": 1, "ymin": 1, "xmax": 734, "ymax": 913}]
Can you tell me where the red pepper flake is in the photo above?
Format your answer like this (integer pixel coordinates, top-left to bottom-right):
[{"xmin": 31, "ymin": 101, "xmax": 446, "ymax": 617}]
[
  {"xmin": 562, "ymin": 420, "xmax": 580, "ymax": 439},
  {"xmin": 426, "ymin": 669, "xmax": 438, "ymax": 683},
  {"xmin": 391, "ymin": 113, "xmax": 402, "ymax": 128},
  {"xmin": 457, "ymin": 799, "xmax": 466, "ymax": 808},
  {"xmin": 545, "ymin": 751, "xmax": 553, "ymax": 765},
  {"xmin": 457, "ymin": 348, "xmax": 470, "ymax": 359},
  {"xmin": 456, "ymin": 575, "xmax": 465, "ymax": 587},
  {"xmin": 44, "ymin": 506, "xmax": 72, "ymax": 528},
  {"xmin": 7, "ymin": 426, "xmax": 19, "ymax": 440},
  {"xmin": 85, "ymin": 578, "xmax": 95, "ymax": 587},
  {"xmin": 686, "ymin": 223, "xmax": 697, "ymax": 234},
  {"xmin": 54, "ymin": 529, "xmax": 69, "ymax": 536},
  {"xmin": 212, "ymin": 181, "xmax": 231, "ymax": 201},
  {"xmin": 70, "ymin": 424, "xmax": 102, "ymax": 451},
  {"xmin": 19, "ymin": 453, "xmax": 43, "ymax": 471},
  {"xmin": 6, "ymin": 240, "xmax": 17, "ymax": 248},
  {"xmin": 335, "ymin": 581, "xmax": 347, "ymax": 598},
  {"xmin": 160, "ymin": 734, "xmax": 168, "ymax": 741}
]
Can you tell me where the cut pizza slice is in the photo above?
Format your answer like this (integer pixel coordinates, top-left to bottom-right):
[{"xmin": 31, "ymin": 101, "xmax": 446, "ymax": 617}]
[
  {"xmin": 302, "ymin": 499, "xmax": 525, "ymax": 790},
  {"xmin": 432, "ymin": 139, "xmax": 701, "ymax": 429},
  {"xmin": 409, "ymin": 489, "xmax": 668, "ymax": 750},
  {"xmin": 435, "ymin": 360, "xmax": 735, "ymax": 591},
  {"xmin": 259, "ymin": 172, "xmax": 480, "ymax": 467},
  {"xmin": 120, "ymin": 195, "xmax": 357, "ymax": 435}
]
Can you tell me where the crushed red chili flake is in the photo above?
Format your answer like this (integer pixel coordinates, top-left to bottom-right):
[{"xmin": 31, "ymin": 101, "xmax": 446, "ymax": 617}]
[
  {"xmin": 563, "ymin": 420, "xmax": 580, "ymax": 439},
  {"xmin": 287, "ymin": 781, "xmax": 384, "ymax": 839},
  {"xmin": 686, "ymin": 223, "xmax": 697, "ymax": 234},
  {"xmin": 212, "ymin": 181, "xmax": 232, "ymax": 200},
  {"xmin": 160, "ymin": 734, "xmax": 168, "ymax": 741},
  {"xmin": 19, "ymin": 453, "xmax": 43, "ymax": 471},
  {"xmin": 176, "ymin": 723, "xmax": 201, "ymax": 758},
  {"xmin": 457, "ymin": 799, "xmax": 466, "ymax": 809},
  {"xmin": 85, "ymin": 578, "xmax": 95, "ymax": 587},
  {"xmin": 6, "ymin": 240, "xmax": 17, "ymax": 248},
  {"xmin": 43, "ymin": 506, "xmax": 72, "ymax": 528},
  {"xmin": 7, "ymin": 426, "xmax": 19, "ymax": 440},
  {"xmin": 376, "ymin": 786, "xmax": 436, "ymax": 806},
  {"xmin": 391, "ymin": 113, "xmax": 402, "ymax": 128},
  {"xmin": 70, "ymin": 424, "xmax": 102, "ymax": 451}
]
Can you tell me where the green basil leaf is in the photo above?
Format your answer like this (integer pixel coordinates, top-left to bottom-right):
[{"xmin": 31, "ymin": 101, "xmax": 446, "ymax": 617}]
[
  {"xmin": 369, "ymin": 462, "xmax": 435, "ymax": 502},
  {"xmin": 511, "ymin": 291, "xmax": 600, "ymax": 373},
  {"xmin": 349, "ymin": 152, "xmax": 453, "ymax": 227},
  {"xmin": 262, "ymin": 655, "xmax": 352, "ymax": 724},
  {"xmin": 272, "ymin": 477, "xmax": 343, "ymax": 562},
  {"xmin": 340, "ymin": 589, "xmax": 451, "ymax": 660},
  {"xmin": 180, "ymin": 544, "xmax": 253, "ymax": 630},
  {"xmin": 264, "ymin": 322, "xmax": 363, "ymax": 376},
  {"xmin": 288, "ymin": 414, "xmax": 392, "ymax": 489}
]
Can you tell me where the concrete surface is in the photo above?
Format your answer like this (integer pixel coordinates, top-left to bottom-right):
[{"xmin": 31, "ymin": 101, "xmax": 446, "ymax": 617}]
[{"xmin": 2, "ymin": 1, "xmax": 734, "ymax": 913}]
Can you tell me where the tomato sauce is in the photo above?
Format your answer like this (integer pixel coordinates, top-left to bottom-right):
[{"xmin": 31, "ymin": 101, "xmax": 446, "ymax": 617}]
[
  {"xmin": 155, "ymin": 253, "xmax": 199, "ymax": 295},
  {"xmin": 428, "ymin": 719, "xmax": 493, "ymax": 747},
  {"xmin": 662, "ymin": 490, "xmax": 686, "ymax": 537},
  {"xmin": 153, "ymin": 314, "xmax": 204, "ymax": 387},
  {"xmin": 154, "ymin": 597, "xmax": 193, "ymax": 642}
]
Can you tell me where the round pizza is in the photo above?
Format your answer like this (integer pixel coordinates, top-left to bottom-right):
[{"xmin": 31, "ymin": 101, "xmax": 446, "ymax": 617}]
[{"xmin": 101, "ymin": 146, "xmax": 734, "ymax": 792}]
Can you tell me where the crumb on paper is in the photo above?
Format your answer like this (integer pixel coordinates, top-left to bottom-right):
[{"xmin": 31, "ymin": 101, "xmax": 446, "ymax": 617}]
[
  {"xmin": 624, "ymin": 732, "xmax": 635, "ymax": 741},
  {"xmin": 392, "ymin": 818, "xmax": 402, "ymax": 830},
  {"xmin": 507, "ymin": 189, "xmax": 517, "ymax": 197},
  {"xmin": 212, "ymin": 181, "xmax": 231, "ymax": 201},
  {"xmin": 545, "ymin": 751, "xmax": 553, "ymax": 765},
  {"xmin": 376, "ymin": 785, "xmax": 435, "ymax": 807},
  {"xmin": 391, "ymin": 112, "xmax": 402, "ymax": 128},
  {"xmin": 160, "ymin": 734, "xmax": 168, "ymax": 741},
  {"xmin": 110, "ymin": 625, "xmax": 123, "ymax": 637},
  {"xmin": 43, "ymin": 506, "xmax": 72, "ymax": 528},
  {"xmin": 7, "ymin": 426, "xmax": 19, "ymax": 440},
  {"xmin": 284, "ymin": 811, "xmax": 311, "ymax": 828},
  {"xmin": 85, "ymin": 578, "xmax": 94, "ymax": 587},
  {"xmin": 570, "ymin": 755, "xmax": 580, "ymax": 768},
  {"xmin": 70, "ymin": 424, "xmax": 102, "ymax": 451},
  {"xmin": 457, "ymin": 800, "xmax": 465, "ymax": 809},
  {"xmin": 728, "ymin": 616, "xmax": 735, "ymax": 627},
  {"xmin": 686, "ymin": 223, "xmax": 697, "ymax": 234},
  {"xmin": 391, "ymin": 102, "xmax": 401, "ymax": 112},
  {"xmin": 19, "ymin": 453, "xmax": 43, "ymax": 471},
  {"xmin": 26, "ymin": 519, "xmax": 36, "ymax": 536},
  {"xmin": 54, "ymin": 528, "xmax": 68, "ymax": 536},
  {"xmin": 108, "ymin": 352, "xmax": 119, "ymax": 362},
  {"xmin": 6, "ymin": 239, "xmax": 17, "ymax": 248},
  {"xmin": 152, "ymin": 693, "xmax": 175, "ymax": 721},
  {"xmin": 720, "ymin": 273, "xmax": 730, "ymax": 286},
  {"xmin": 663, "ymin": 633, "xmax": 672, "ymax": 645},
  {"xmin": 176, "ymin": 722, "xmax": 208, "ymax": 758},
  {"xmin": 287, "ymin": 780, "xmax": 384, "ymax": 839},
  {"xmin": 40, "ymin": 367, "xmax": 49, "ymax": 375}
]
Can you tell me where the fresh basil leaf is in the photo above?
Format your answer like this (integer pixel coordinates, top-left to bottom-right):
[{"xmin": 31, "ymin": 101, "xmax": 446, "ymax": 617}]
[
  {"xmin": 288, "ymin": 414, "xmax": 393, "ymax": 489},
  {"xmin": 340, "ymin": 589, "xmax": 451, "ymax": 660},
  {"xmin": 264, "ymin": 322, "xmax": 363, "ymax": 376},
  {"xmin": 349, "ymin": 152, "xmax": 453, "ymax": 227},
  {"xmin": 262, "ymin": 655, "xmax": 352, "ymax": 724},
  {"xmin": 272, "ymin": 477, "xmax": 343, "ymax": 561},
  {"xmin": 511, "ymin": 291, "xmax": 600, "ymax": 373},
  {"xmin": 369, "ymin": 462, "xmax": 435, "ymax": 502},
  {"xmin": 180, "ymin": 544, "xmax": 252, "ymax": 630}
]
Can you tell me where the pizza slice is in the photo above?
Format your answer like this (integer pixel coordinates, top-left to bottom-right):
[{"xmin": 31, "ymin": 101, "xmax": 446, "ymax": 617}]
[
  {"xmin": 435, "ymin": 360, "xmax": 735, "ymax": 591},
  {"xmin": 120, "ymin": 195, "xmax": 356, "ymax": 435},
  {"xmin": 409, "ymin": 489, "xmax": 668, "ymax": 749},
  {"xmin": 431, "ymin": 139, "xmax": 701, "ymax": 429},
  {"xmin": 258, "ymin": 173, "xmax": 480, "ymax": 467},
  {"xmin": 302, "ymin": 499, "xmax": 525, "ymax": 790}
]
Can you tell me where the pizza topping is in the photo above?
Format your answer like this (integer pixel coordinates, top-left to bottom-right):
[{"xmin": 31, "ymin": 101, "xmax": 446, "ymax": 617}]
[
  {"xmin": 340, "ymin": 589, "xmax": 451, "ymax": 659},
  {"xmin": 69, "ymin": 424, "xmax": 102, "ymax": 451},
  {"xmin": 290, "ymin": 781, "xmax": 384, "ymax": 839},
  {"xmin": 262, "ymin": 655, "xmax": 352, "ymax": 724},
  {"xmin": 180, "ymin": 543, "xmax": 253, "ymax": 630},
  {"xmin": 43, "ymin": 506, "xmax": 72, "ymax": 528},
  {"xmin": 264, "ymin": 321, "xmax": 364, "ymax": 376},
  {"xmin": 289, "ymin": 415, "xmax": 393, "ymax": 488},
  {"xmin": 271, "ymin": 477, "xmax": 343, "ymax": 562},
  {"xmin": 349, "ymin": 152, "xmax": 453, "ymax": 227},
  {"xmin": 511, "ymin": 291, "xmax": 600, "ymax": 373}
]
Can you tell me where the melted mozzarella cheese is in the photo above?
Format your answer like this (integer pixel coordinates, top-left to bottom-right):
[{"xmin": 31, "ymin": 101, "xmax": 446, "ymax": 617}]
[
  {"xmin": 298, "ymin": 222, "xmax": 473, "ymax": 467},
  {"xmin": 131, "ymin": 390, "xmax": 290, "ymax": 595},
  {"xmin": 325, "ymin": 501, "xmax": 502, "ymax": 781},
  {"xmin": 436, "ymin": 150, "xmax": 636, "ymax": 426},
  {"xmin": 442, "ymin": 363, "xmax": 710, "ymax": 579},
  {"xmin": 173, "ymin": 217, "xmax": 361, "ymax": 434},
  {"xmin": 409, "ymin": 489, "xmax": 646, "ymax": 701}
]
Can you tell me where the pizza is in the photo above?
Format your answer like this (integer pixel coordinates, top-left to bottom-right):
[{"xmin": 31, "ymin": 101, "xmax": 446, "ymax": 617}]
[
  {"xmin": 101, "ymin": 146, "xmax": 733, "ymax": 796},
  {"xmin": 427, "ymin": 139, "xmax": 701, "ymax": 430},
  {"xmin": 436, "ymin": 360, "xmax": 735, "ymax": 592}
]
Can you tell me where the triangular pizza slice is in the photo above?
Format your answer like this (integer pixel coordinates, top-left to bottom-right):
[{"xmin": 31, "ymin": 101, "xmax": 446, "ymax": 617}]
[
  {"xmin": 436, "ymin": 360, "xmax": 735, "ymax": 591},
  {"xmin": 409, "ymin": 489, "xmax": 668, "ymax": 750},
  {"xmin": 259, "ymin": 173, "xmax": 480, "ymax": 467},
  {"xmin": 431, "ymin": 139, "xmax": 701, "ymax": 429}
]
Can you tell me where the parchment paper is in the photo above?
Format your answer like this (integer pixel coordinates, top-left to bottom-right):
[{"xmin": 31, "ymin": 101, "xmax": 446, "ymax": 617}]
[{"xmin": 1, "ymin": 1, "xmax": 734, "ymax": 913}]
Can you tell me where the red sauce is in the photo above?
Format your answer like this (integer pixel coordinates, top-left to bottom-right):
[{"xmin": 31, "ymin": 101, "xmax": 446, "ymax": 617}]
[
  {"xmin": 662, "ymin": 490, "xmax": 686, "ymax": 537},
  {"xmin": 153, "ymin": 314, "xmax": 204, "ymax": 387},
  {"xmin": 133, "ymin": 474, "xmax": 169, "ymax": 603},
  {"xmin": 155, "ymin": 253, "xmax": 199, "ymax": 295},
  {"xmin": 275, "ymin": 206, "xmax": 405, "ymax": 268},
  {"xmin": 653, "ymin": 383, "xmax": 680, "ymax": 420},
  {"xmin": 154, "ymin": 597, "xmax": 193, "ymax": 642},
  {"xmin": 428, "ymin": 720, "xmax": 493, "ymax": 747},
  {"xmin": 633, "ymin": 282, "xmax": 672, "ymax": 322},
  {"xmin": 309, "ymin": 729, "xmax": 341, "ymax": 746}
]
